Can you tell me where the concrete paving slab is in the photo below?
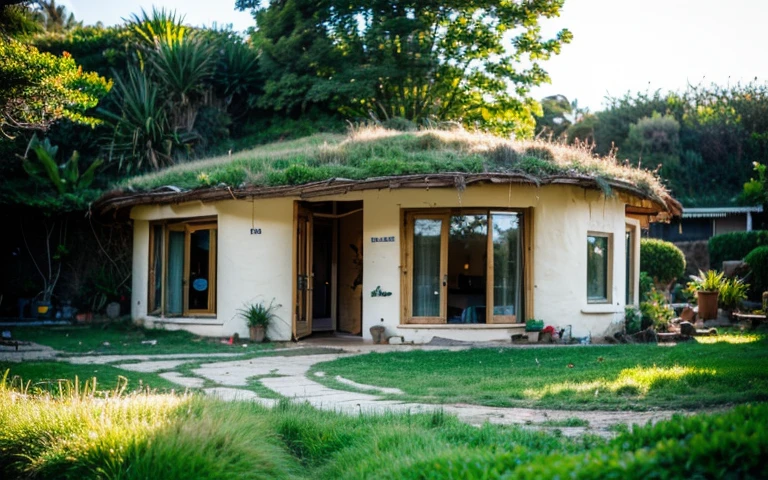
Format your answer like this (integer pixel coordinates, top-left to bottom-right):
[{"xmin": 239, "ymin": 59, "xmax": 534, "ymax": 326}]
[
  {"xmin": 117, "ymin": 360, "xmax": 188, "ymax": 372},
  {"xmin": 159, "ymin": 372, "xmax": 205, "ymax": 388},
  {"xmin": 0, "ymin": 342, "xmax": 58, "ymax": 362},
  {"xmin": 203, "ymin": 387, "xmax": 277, "ymax": 406}
]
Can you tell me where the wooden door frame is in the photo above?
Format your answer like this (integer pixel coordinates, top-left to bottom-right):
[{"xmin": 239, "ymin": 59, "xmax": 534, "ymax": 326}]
[{"xmin": 293, "ymin": 203, "xmax": 314, "ymax": 339}]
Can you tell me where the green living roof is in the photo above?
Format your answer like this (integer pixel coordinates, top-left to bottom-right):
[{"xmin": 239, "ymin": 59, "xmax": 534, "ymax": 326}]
[{"xmin": 96, "ymin": 127, "xmax": 681, "ymax": 216}]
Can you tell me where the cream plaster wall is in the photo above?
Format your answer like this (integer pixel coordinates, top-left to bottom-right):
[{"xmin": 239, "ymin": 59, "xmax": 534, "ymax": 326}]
[
  {"xmin": 359, "ymin": 184, "xmax": 630, "ymax": 343},
  {"xmin": 129, "ymin": 184, "xmax": 636, "ymax": 344},
  {"xmin": 131, "ymin": 199, "xmax": 295, "ymax": 340}
]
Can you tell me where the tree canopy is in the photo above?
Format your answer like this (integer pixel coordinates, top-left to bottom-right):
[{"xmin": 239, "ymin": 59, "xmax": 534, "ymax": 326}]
[
  {"xmin": 0, "ymin": 37, "xmax": 110, "ymax": 137},
  {"xmin": 239, "ymin": 0, "xmax": 572, "ymax": 137}
]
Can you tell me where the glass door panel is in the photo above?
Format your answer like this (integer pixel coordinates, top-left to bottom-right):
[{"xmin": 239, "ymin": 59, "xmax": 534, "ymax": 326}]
[
  {"xmin": 491, "ymin": 212, "xmax": 521, "ymax": 323},
  {"xmin": 167, "ymin": 231, "xmax": 184, "ymax": 315},
  {"xmin": 448, "ymin": 214, "xmax": 488, "ymax": 323},
  {"xmin": 412, "ymin": 218, "xmax": 444, "ymax": 318},
  {"xmin": 188, "ymin": 229, "xmax": 211, "ymax": 311}
]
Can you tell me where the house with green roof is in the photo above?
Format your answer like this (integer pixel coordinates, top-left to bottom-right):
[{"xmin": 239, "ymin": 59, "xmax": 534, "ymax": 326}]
[{"xmin": 96, "ymin": 128, "xmax": 681, "ymax": 343}]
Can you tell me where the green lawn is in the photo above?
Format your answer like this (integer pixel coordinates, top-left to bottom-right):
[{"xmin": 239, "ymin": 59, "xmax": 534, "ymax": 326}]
[
  {"xmin": 0, "ymin": 361, "xmax": 179, "ymax": 393},
  {"xmin": 9, "ymin": 322, "xmax": 273, "ymax": 355},
  {"xmin": 1, "ymin": 375, "xmax": 766, "ymax": 479},
  {"xmin": 311, "ymin": 333, "xmax": 768, "ymax": 410}
]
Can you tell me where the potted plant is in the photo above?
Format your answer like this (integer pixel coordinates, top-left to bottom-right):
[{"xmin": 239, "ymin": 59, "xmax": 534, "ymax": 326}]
[
  {"xmin": 686, "ymin": 270, "xmax": 725, "ymax": 320},
  {"xmin": 238, "ymin": 300, "xmax": 280, "ymax": 343},
  {"xmin": 525, "ymin": 319, "xmax": 544, "ymax": 343}
]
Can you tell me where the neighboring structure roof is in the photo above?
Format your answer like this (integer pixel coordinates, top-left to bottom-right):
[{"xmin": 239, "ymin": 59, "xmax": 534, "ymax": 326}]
[
  {"xmin": 682, "ymin": 206, "xmax": 764, "ymax": 219},
  {"xmin": 94, "ymin": 128, "xmax": 682, "ymax": 217}
]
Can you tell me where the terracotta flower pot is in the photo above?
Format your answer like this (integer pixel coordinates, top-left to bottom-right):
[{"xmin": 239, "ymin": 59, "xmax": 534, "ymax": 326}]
[
  {"xmin": 697, "ymin": 290, "xmax": 719, "ymax": 320},
  {"xmin": 249, "ymin": 325, "xmax": 266, "ymax": 343}
]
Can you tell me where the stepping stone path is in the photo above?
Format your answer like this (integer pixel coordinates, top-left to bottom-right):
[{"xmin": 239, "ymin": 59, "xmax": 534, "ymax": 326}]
[{"xmin": 2, "ymin": 344, "xmax": 692, "ymax": 437}]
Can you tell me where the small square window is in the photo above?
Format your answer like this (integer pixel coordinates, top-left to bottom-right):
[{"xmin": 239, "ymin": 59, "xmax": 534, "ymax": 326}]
[{"xmin": 587, "ymin": 233, "xmax": 611, "ymax": 303}]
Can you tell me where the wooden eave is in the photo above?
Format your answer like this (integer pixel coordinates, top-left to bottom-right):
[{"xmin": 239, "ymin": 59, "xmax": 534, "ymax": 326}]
[{"xmin": 94, "ymin": 172, "xmax": 683, "ymax": 219}]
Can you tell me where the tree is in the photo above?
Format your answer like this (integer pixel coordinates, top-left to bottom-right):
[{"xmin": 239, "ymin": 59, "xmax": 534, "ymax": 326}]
[
  {"xmin": 535, "ymin": 94, "xmax": 572, "ymax": 139},
  {"xmin": 239, "ymin": 0, "xmax": 572, "ymax": 137},
  {"xmin": 0, "ymin": 37, "xmax": 111, "ymax": 137},
  {"xmin": 32, "ymin": 0, "xmax": 81, "ymax": 32},
  {"xmin": 624, "ymin": 113, "xmax": 681, "ymax": 177}
]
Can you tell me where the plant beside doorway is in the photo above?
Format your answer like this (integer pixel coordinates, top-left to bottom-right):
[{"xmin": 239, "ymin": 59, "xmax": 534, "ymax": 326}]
[{"xmin": 239, "ymin": 299, "xmax": 280, "ymax": 343}]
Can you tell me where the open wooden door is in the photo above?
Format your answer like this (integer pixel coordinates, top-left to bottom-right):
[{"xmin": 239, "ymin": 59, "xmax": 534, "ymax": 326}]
[{"xmin": 294, "ymin": 205, "xmax": 313, "ymax": 339}]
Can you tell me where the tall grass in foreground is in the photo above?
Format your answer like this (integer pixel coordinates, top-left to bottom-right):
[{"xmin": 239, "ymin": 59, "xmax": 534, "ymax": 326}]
[
  {"xmin": 0, "ymin": 371, "xmax": 298, "ymax": 479},
  {"xmin": 2, "ymin": 369, "xmax": 767, "ymax": 479}
]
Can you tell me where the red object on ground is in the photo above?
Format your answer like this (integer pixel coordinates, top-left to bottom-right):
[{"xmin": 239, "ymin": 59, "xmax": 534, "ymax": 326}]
[
  {"xmin": 542, "ymin": 325, "xmax": 556, "ymax": 335},
  {"xmin": 228, "ymin": 336, "xmax": 234, "ymax": 345}
]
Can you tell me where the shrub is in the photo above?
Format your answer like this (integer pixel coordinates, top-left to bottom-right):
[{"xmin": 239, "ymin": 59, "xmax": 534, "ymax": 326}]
[
  {"xmin": 640, "ymin": 239, "xmax": 686, "ymax": 286},
  {"xmin": 745, "ymin": 245, "xmax": 768, "ymax": 294},
  {"xmin": 639, "ymin": 271, "xmax": 654, "ymax": 301},
  {"xmin": 718, "ymin": 277, "xmax": 750, "ymax": 311},
  {"xmin": 624, "ymin": 306, "xmax": 641, "ymax": 334},
  {"xmin": 708, "ymin": 230, "xmax": 768, "ymax": 270},
  {"xmin": 639, "ymin": 288, "xmax": 674, "ymax": 331}
]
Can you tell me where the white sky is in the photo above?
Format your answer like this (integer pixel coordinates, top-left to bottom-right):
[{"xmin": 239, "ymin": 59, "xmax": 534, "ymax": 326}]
[{"xmin": 61, "ymin": 0, "xmax": 768, "ymax": 112}]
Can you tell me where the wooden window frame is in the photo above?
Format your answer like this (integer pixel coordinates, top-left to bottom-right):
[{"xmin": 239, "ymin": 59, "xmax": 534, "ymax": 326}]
[
  {"xmin": 148, "ymin": 217, "xmax": 218, "ymax": 317},
  {"xmin": 586, "ymin": 231, "xmax": 613, "ymax": 304},
  {"xmin": 400, "ymin": 208, "xmax": 532, "ymax": 326},
  {"xmin": 625, "ymin": 220, "xmax": 640, "ymax": 306}
]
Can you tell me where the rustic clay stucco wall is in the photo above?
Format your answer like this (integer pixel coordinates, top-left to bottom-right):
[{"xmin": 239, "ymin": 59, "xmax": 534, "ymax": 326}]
[{"xmin": 130, "ymin": 183, "xmax": 638, "ymax": 342}]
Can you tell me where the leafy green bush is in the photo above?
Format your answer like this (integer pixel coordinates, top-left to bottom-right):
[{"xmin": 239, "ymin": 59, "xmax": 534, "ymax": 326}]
[
  {"xmin": 639, "ymin": 271, "xmax": 654, "ymax": 301},
  {"xmin": 719, "ymin": 277, "xmax": 750, "ymax": 310},
  {"xmin": 709, "ymin": 230, "xmax": 768, "ymax": 270},
  {"xmin": 745, "ymin": 245, "xmax": 768, "ymax": 294},
  {"xmin": 640, "ymin": 288, "xmax": 674, "ymax": 331},
  {"xmin": 640, "ymin": 239, "xmax": 686, "ymax": 286},
  {"xmin": 624, "ymin": 306, "xmax": 641, "ymax": 334}
]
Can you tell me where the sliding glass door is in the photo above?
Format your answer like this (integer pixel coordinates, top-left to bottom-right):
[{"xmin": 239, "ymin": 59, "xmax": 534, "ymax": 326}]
[{"xmin": 404, "ymin": 210, "xmax": 524, "ymax": 325}]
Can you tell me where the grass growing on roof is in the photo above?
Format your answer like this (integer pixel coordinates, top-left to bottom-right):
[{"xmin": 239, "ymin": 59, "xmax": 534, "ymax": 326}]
[
  {"xmin": 310, "ymin": 331, "xmax": 768, "ymax": 411},
  {"xmin": 118, "ymin": 127, "xmax": 670, "ymax": 203}
]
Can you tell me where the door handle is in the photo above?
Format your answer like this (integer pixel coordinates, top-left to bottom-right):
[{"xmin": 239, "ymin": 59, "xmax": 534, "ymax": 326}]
[{"xmin": 442, "ymin": 274, "xmax": 447, "ymax": 287}]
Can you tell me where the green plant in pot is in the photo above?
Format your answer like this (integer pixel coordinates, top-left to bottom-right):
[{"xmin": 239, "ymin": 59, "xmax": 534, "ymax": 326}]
[
  {"xmin": 238, "ymin": 300, "xmax": 280, "ymax": 343},
  {"xmin": 525, "ymin": 318, "xmax": 544, "ymax": 343},
  {"xmin": 686, "ymin": 270, "xmax": 725, "ymax": 320}
]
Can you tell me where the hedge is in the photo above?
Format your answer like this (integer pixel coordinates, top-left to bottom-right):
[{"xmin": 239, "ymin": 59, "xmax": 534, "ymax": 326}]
[
  {"xmin": 709, "ymin": 230, "xmax": 768, "ymax": 270},
  {"xmin": 640, "ymin": 239, "xmax": 686, "ymax": 285},
  {"xmin": 745, "ymin": 246, "xmax": 768, "ymax": 294}
]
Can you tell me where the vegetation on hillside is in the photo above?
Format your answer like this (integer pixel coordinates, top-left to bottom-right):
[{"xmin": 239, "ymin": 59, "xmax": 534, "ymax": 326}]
[{"xmin": 546, "ymin": 84, "xmax": 768, "ymax": 209}]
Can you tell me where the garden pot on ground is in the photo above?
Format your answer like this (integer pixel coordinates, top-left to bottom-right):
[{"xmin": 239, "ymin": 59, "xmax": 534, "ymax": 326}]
[
  {"xmin": 370, "ymin": 325, "xmax": 386, "ymax": 344},
  {"xmin": 527, "ymin": 331, "xmax": 540, "ymax": 343},
  {"xmin": 697, "ymin": 290, "xmax": 719, "ymax": 320},
  {"xmin": 249, "ymin": 325, "xmax": 265, "ymax": 343}
]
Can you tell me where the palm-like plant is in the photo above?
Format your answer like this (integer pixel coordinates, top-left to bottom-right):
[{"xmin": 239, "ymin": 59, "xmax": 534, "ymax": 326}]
[{"xmin": 105, "ymin": 66, "xmax": 173, "ymax": 171}]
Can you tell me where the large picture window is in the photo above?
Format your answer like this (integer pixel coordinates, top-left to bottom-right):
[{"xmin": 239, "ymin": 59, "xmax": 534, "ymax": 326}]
[
  {"xmin": 587, "ymin": 233, "xmax": 611, "ymax": 303},
  {"xmin": 149, "ymin": 218, "xmax": 217, "ymax": 316},
  {"xmin": 402, "ymin": 209, "xmax": 528, "ymax": 325}
]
